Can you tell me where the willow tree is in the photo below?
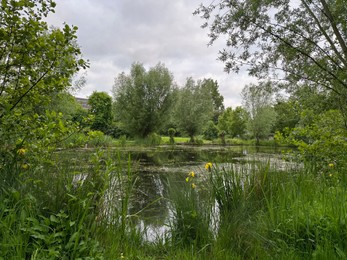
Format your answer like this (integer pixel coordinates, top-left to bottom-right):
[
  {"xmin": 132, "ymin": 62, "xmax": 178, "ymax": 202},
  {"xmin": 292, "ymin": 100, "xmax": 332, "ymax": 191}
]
[
  {"xmin": 195, "ymin": 0, "xmax": 347, "ymax": 124},
  {"xmin": 113, "ymin": 62, "xmax": 174, "ymax": 138},
  {"xmin": 241, "ymin": 83, "xmax": 277, "ymax": 145},
  {"xmin": 174, "ymin": 78, "xmax": 214, "ymax": 143}
]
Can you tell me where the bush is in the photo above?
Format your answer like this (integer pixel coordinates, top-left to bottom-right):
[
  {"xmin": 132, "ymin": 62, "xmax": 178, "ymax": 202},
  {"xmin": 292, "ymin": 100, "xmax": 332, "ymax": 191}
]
[
  {"xmin": 275, "ymin": 110, "xmax": 347, "ymax": 172},
  {"xmin": 87, "ymin": 130, "xmax": 116, "ymax": 147}
]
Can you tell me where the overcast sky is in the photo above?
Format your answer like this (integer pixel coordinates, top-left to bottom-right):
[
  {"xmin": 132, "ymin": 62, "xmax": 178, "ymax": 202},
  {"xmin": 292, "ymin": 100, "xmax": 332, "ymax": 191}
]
[{"xmin": 47, "ymin": 0, "xmax": 256, "ymax": 107}]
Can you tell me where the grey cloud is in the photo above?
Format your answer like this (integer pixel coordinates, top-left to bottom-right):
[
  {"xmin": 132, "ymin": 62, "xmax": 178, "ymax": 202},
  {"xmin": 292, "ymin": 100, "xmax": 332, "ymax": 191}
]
[{"xmin": 46, "ymin": 0, "xmax": 253, "ymax": 107}]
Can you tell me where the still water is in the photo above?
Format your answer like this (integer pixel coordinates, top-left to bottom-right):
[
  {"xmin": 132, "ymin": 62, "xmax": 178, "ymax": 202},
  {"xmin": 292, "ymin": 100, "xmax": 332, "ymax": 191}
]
[
  {"xmin": 112, "ymin": 145, "xmax": 291, "ymax": 241},
  {"xmin": 58, "ymin": 145, "xmax": 292, "ymax": 241}
]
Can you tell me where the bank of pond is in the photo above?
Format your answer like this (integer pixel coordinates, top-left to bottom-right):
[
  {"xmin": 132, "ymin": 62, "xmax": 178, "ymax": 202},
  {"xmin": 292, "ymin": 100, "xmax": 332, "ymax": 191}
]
[{"xmin": 1, "ymin": 144, "xmax": 346, "ymax": 259}]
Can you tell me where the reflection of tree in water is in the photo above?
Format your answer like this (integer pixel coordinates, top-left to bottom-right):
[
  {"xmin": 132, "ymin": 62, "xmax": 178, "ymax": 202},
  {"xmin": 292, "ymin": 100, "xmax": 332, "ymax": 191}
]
[{"xmin": 129, "ymin": 171, "xmax": 170, "ymax": 227}]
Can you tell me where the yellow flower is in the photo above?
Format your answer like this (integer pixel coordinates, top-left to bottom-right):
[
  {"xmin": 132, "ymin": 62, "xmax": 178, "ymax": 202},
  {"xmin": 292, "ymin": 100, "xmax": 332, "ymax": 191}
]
[
  {"xmin": 205, "ymin": 162, "xmax": 212, "ymax": 170},
  {"xmin": 189, "ymin": 171, "xmax": 195, "ymax": 177},
  {"xmin": 328, "ymin": 163, "xmax": 334, "ymax": 168},
  {"xmin": 22, "ymin": 164, "xmax": 29, "ymax": 169},
  {"xmin": 185, "ymin": 177, "xmax": 189, "ymax": 182},
  {"xmin": 120, "ymin": 253, "xmax": 125, "ymax": 259},
  {"xmin": 17, "ymin": 148, "xmax": 26, "ymax": 156},
  {"xmin": 191, "ymin": 183, "xmax": 196, "ymax": 189},
  {"xmin": 329, "ymin": 173, "xmax": 333, "ymax": 177}
]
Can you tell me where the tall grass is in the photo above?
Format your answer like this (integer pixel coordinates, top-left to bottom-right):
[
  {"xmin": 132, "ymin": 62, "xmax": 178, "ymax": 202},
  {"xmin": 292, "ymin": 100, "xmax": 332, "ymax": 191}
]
[{"xmin": 2, "ymin": 146, "xmax": 347, "ymax": 259}]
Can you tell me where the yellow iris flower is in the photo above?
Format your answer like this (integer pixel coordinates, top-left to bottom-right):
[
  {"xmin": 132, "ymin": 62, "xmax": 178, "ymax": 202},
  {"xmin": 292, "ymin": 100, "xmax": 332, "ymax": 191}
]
[
  {"xmin": 17, "ymin": 148, "xmax": 26, "ymax": 155},
  {"xmin": 205, "ymin": 162, "xmax": 212, "ymax": 170}
]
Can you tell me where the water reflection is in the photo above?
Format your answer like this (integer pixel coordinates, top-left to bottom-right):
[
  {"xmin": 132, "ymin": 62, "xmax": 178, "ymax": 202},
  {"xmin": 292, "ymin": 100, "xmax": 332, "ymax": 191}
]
[
  {"xmin": 119, "ymin": 145, "xmax": 289, "ymax": 240},
  {"xmin": 57, "ymin": 145, "xmax": 291, "ymax": 241}
]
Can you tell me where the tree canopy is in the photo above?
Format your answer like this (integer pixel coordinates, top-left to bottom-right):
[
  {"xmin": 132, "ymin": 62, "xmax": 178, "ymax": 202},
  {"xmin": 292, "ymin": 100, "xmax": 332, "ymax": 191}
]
[
  {"xmin": 195, "ymin": 0, "xmax": 347, "ymax": 117},
  {"xmin": 0, "ymin": 0, "xmax": 87, "ymax": 152},
  {"xmin": 113, "ymin": 62, "xmax": 174, "ymax": 138},
  {"xmin": 174, "ymin": 77, "xmax": 214, "ymax": 142},
  {"xmin": 88, "ymin": 91, "xmax": 113, "ymax": 133},
  {"xmin": 241, "ymin": 83, "xmax": 277, "ymax": 144}
]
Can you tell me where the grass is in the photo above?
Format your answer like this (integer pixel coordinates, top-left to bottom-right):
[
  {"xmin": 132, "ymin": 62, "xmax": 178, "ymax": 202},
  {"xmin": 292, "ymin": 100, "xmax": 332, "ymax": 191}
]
[{"xmin": 1, "ymin": 145, "xmax": 347, "ymax": 259}]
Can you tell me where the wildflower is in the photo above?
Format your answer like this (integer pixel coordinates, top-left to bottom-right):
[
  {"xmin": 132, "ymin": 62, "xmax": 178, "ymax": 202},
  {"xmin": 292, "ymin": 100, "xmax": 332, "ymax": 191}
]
[
  {"xmin": 328, "ymin": 163, "xmax": 334, "ymax": 168},
  {"xmin": 205, "ymin": 162, "xmax": 212, "ymax": 170},
  {"xmin": 189, "ymin": 171, "xmax": 195, "ymax": 177},
  {"xmin": 185, "ymin": 177, "xmax": 189, "ymax": 182},
  {"xmin": 120, "ymin": 253, "xmax": 125, "ymax": 259},
  {"xmin": 191, "ymin": 183, "xmax": 196, "ymax": 189},
  {"xmin": 22, "ymin": 164, "xmax": 29, "ymax": 170},
  {"xmin": 17, "ymin": 148, "xmax": 26, "ymax": 156},
  {"xmin": 329, "ymin": 173, "xmax": 333, "ymax": 177}
]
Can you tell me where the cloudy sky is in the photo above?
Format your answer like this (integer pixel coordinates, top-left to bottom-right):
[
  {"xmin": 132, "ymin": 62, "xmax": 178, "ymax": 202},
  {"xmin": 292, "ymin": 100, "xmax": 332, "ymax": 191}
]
[{"xmin": 47, "ymin": 0, "xmax": 256, "ymax": 107}]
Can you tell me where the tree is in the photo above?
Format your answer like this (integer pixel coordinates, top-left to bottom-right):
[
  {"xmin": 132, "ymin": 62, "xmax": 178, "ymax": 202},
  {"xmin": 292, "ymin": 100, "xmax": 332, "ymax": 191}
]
[
  {"xmin": 45, "ymin": 92, "xmax": 83, "ymax": 120},
  {"xmin": 200, "ymin": 78, "xmax": 224, "ymax": 123},
  {"xmin": 0, "ymin": 0, "xmax": 87, "ymax": 186},
  {"xmin": 195, "ymin": 0, "xmax": 347, "ymax": 123},
  {"xmin": 273, "ymin": 99, "xmax": 300, "ymax": 134},
  {"xmin": 241, "ymin": 83, "xmax": 277, "ymax": 144},
  {"xmin": 218, "ymin": 107, "xmax": 248, "ymax": 138},
  {"xmin": 0, "ymin": 0, "xmax": 87, "ymax": 149},
  {"xmin": 88, "ymin": 91, "xmax": 113, "ymax": 133},
  {"xmin": 174, "ymin": 78, "xmax": 214, "ymax": 142},
  {"xmin": 113, "ymin": 62, "xmax": 174, "ymax": 138}
]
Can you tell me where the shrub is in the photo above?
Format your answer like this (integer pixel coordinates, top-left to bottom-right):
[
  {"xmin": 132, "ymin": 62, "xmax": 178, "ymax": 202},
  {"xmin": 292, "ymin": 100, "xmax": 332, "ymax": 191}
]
[{"xmin": 168, "ymin": 128, "xmax": 176, "ymax": 144}]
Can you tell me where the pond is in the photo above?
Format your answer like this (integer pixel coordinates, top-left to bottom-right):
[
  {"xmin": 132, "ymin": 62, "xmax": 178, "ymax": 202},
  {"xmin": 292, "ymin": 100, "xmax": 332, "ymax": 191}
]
[
  {"xmin": 111, "ymin": 145, "xmax": 293, "ymax": 241},
  {"xmin": 58, "ymin": 144, "xmax": 293, "ymax": 241}
]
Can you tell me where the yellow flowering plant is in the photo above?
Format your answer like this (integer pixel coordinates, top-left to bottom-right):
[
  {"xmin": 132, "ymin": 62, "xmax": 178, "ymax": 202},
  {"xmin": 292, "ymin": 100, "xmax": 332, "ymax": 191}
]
[
  {"xmin": 17, "ymin": 148, "xmax": 27, "ymax": 156},
  {"xmin": 205, "ymin": 162, "xmax": 212, "ymax": 170},
  {"xmin": 185, "ymin": 171, "xmax": 197, "ymax": 189}
]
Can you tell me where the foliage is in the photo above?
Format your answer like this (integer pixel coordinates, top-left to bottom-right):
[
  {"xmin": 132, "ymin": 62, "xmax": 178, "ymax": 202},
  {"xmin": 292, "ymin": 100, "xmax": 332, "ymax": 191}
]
[
  {"xmin": 194, "ymin": 0, "xmax": 347, "ymax": 111},
  {"xmin": 168, "ymin": 128, "xmax": 176, "ymax": 144},
  {"xmin": 174, "ymin": 78, "xmax": 214, "ymax": 143},
  {"xmin": 273, "ymin": 99, "xmax": 300, "ymax": 133},
  {"xmin": 218, "ymin": 106, "xmax": 248, "ymax": 138},
  {"xmin": 200, "ymin": 78, "xmax": 225, "ymax": 123},
  {"xmin": 203, "ymin": 120, "xmax": 219, "ymax": 140},
  {"xmin": 113, "ymin": 62, "xmax": 174, "ymax": 138},
  {"xmin": 168, "ymin": 171, "xmax": 212, "ymax": 250},
  {"xmin": 0, "ymin": 0, "xmax": 87, "ymax": 177},
  {"xmin": 242, "ymin": 83, "xmax": 277, "ymax": 144},
  {"xmin": 276, "ymin": 109, "xmax": 347, "ymax": 171},
  {"xmin": 88, "ymin": 91, "xmax": 113, "ymax": 134},
  {"xmin": 0, "ymin": 150, "xmax": 112, "ymax": 259},
  {"xmin": 87, "ymin": 130, "xmax": 116, "ymax": 147},
  {"xmin": 46, "ymin": 92, "xmax": 84, "ymax": 121}
]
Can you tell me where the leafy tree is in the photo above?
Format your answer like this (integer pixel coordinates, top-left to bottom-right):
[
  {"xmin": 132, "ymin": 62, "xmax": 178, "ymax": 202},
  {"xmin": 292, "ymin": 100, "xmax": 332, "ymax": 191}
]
[
  {"xmin": 273, "ymin": 99, "xmax": 300, "ymax": 134},
  {"xmin": 203, "ymin": 120, "xmax": 219, "ymax": 140},
  {"xmin": 0, "ymin": 0, "xmax": 87, "ymax": 160},
  {"xmin": 218, "ymin": 107, "xmax": 233, "ymax": 135},
  {"xmin": 200, "ymin": 78, "xmax": 224, "ymax": 123},
  {"xmin": 195, "ymin": 0, "xmax": 347, "ymax": 121},
  {"xmin": 276, "ymin": 110, "xmax": 347, "ymax": 170},
  {"xmin": 174, "ymin": 78, "xmax": 214, "ymax": 142},
  {"xmin": 241, "ymin": 83, "xmax": 277, "ymax": 144},
  {"xmin": 88, "ymin": 91, "xmax": 112, "ymax": 133},
  {"xmin": 47, "ymin": 92, "xmax": 84, "ymax": 120},
  {"xmin": 113, "ymin": 62, "xmax": 174, "ymax": 138},
  {"xmin": 231, "ymin": 106, "xmax": 248, "ymax": 138},
  {"xmin": 218, "ymin": 107, "xmax": 248, "ymax": 138}
]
